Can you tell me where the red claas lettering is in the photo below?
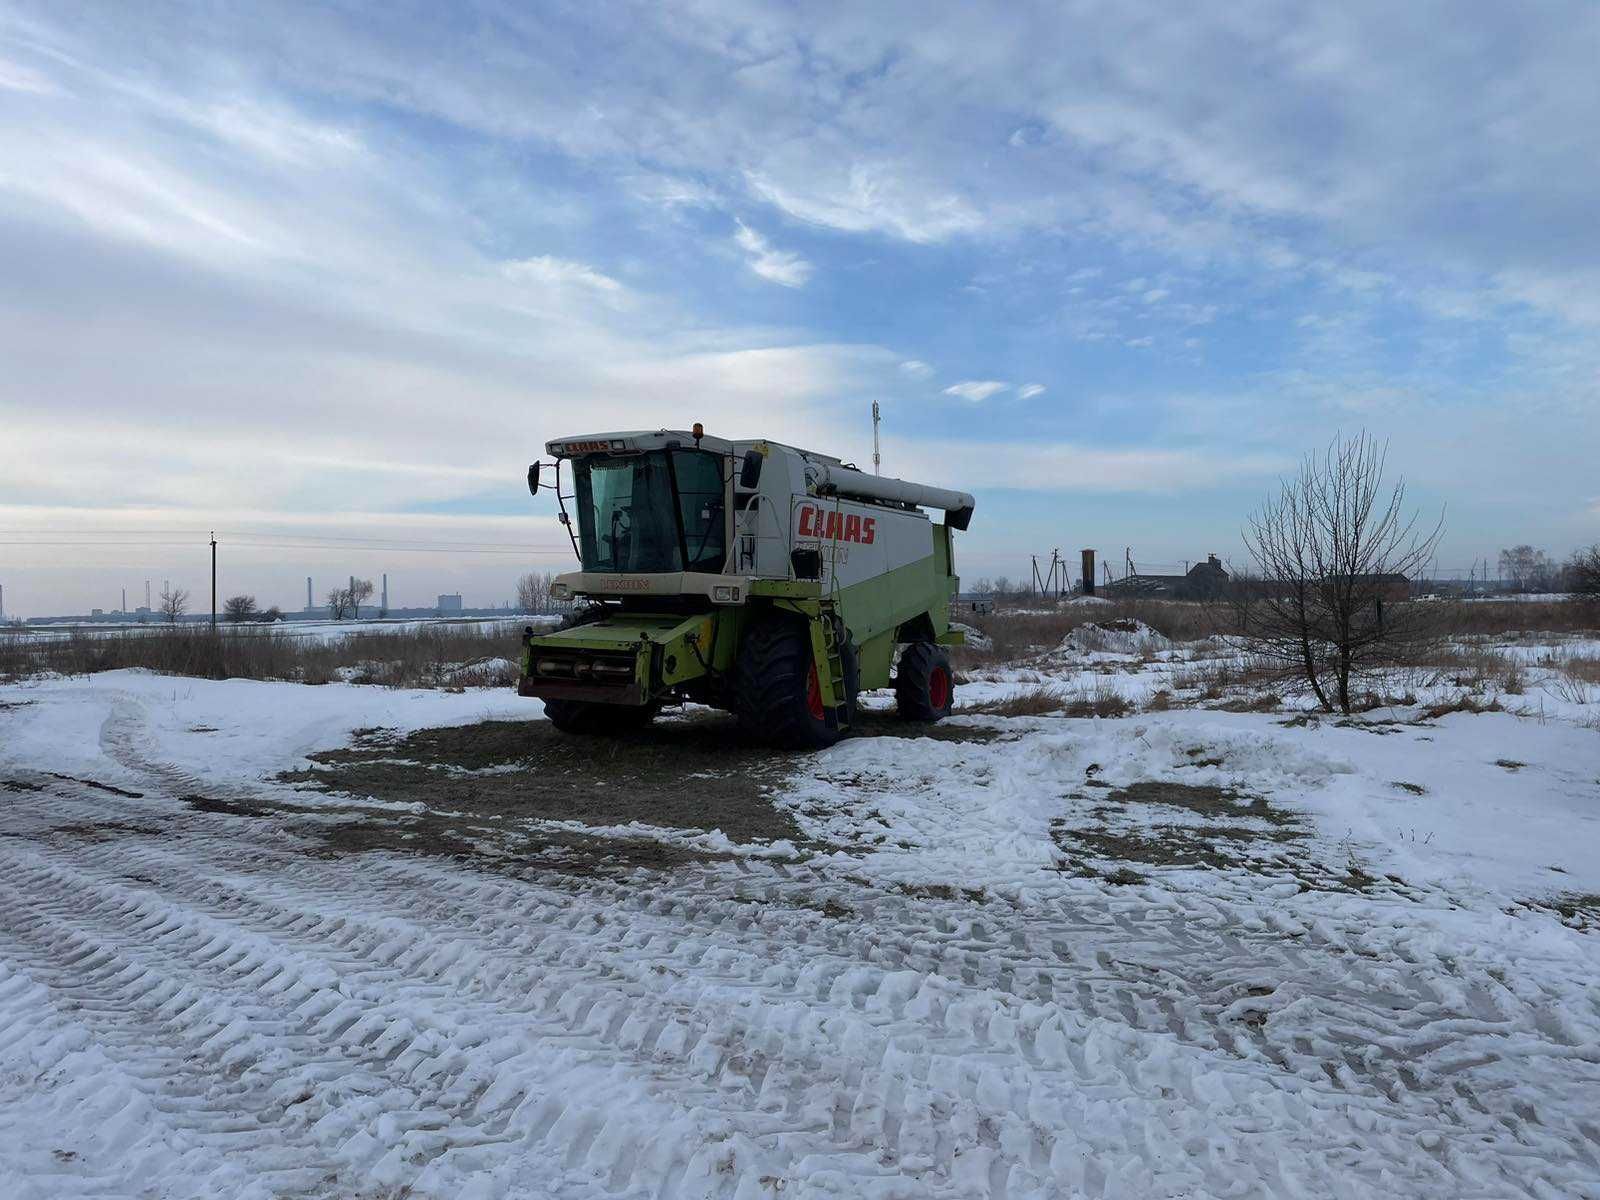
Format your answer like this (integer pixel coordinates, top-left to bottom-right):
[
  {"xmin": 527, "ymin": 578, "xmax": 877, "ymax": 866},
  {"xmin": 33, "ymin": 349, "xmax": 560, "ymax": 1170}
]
[{"xmin": 798, "ymin": 505, "xmax": 877, "ymax": 545}]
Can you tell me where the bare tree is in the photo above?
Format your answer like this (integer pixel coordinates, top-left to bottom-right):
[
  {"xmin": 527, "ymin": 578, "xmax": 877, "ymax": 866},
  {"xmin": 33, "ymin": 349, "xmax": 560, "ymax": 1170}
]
[
  {"xmin": 223, "ymin": 595, "xmax": 258, "ymax": 623},
  {"xmin": 969, "ymin": 578, "xmax": 994, "ymax": 597},
  {"xmin": 993, "ymin": 575, "xmax": 1013, "ymax": 600},
  {"xmin": 326, "ymin": 586, "xmax": 351, "ymax": 620},
  {"xmin": 1240, "ymin": 432, "xmax": 1444, "ymax": 714},
  {"xmin": 159, "ymin": 585, "xmax": 189, "ymax": 624},
  {"xmin": 516, "ymin": 571, "xmax": 569, "ymax": 614},
  {"xmin": 349, "ymin": 578, "xmax": 375, "ymax": 619},
  {"xmin": 1567, "ymin": 544, "xmax": 1600, "ymax": 598},
  {"xmin": 1499, "ymin": 545, "xmax": 1554, "ymax": 593}
]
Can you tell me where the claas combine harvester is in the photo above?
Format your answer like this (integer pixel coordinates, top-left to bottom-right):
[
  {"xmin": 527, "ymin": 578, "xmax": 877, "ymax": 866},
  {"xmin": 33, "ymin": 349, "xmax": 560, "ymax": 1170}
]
[{"xmin": 520, "ymin": 426, "xmax": 975, "ymax": 748}]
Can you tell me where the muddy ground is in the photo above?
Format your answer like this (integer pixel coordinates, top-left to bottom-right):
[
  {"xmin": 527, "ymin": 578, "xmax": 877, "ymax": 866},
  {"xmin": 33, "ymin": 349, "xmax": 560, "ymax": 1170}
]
[{"xmin": 242, "ymin": 709, "xmax": 999, "ymax": 874}]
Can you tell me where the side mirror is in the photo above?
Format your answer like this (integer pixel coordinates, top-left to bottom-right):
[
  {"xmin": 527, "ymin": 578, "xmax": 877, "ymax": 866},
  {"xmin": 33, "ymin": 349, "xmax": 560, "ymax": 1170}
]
[
  {"xmin": 738, "ymin": 449, "xmax": 764, "ymax": 489},
  {"xmin": 527, "ymin": 463, "xmax": 541, "ymax": 494}
]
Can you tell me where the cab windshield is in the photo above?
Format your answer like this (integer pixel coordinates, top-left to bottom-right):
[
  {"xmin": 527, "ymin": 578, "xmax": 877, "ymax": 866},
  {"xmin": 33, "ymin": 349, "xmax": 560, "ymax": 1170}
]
[{"xmin": 572, "ymin": 449, "xmax": 726, "ymax": 573}]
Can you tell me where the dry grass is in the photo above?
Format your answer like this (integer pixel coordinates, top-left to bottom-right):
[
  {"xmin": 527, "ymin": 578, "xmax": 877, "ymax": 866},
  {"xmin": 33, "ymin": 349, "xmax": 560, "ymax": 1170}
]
[
  {"xmin": 1429, "ymin": 598, "xmax": 1600, "ymax": 637},
  {"xmin": 954, "ymin": 596, "xmax": 1598, "ymax": 670},
  {"xmin": 1169, "ymin": 654, "xmax": 1283, "ymax": 700},
  {"xmin": 964, "ymin": 680, "xmax": 1135, "ymax": 719},
  {"xmin": 1559, "ymin": 655, "xmax": 1600, "ymax": 685},
  {"xmin": 1419, "ymin": 693, "xmax": 1506, "ymax": 720},
  {"xmin": 0, "ymin": 624, "xmax": 523, "ymax": 689},
  {"xmin": 952, "ymin": 599, "xmax": 1229, "ymax": 668}
]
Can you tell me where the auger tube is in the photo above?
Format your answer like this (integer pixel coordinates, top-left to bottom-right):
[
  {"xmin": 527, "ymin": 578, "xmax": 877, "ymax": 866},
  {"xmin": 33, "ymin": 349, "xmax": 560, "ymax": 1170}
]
[{"xmin": 804, "ymin": 462, "xmax": 976, "ymax": 530}]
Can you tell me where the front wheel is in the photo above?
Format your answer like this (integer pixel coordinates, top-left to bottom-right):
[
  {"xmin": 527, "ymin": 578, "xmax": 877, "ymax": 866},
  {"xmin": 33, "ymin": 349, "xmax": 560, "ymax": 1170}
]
[
  {"xmin": 734, "ymin": 618, "xmax": 843, "ymax": 749},
  {"xmin": 895, "ymin": 642, "xmax": 954, "ymax": 722},
  {"xmin": 543, "ymin": 697, "xmax": 659, "ymax": 735}
]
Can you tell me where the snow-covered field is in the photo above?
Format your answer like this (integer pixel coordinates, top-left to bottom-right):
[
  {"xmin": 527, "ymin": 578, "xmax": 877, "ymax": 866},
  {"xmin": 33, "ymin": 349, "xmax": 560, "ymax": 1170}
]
[
  {"xmin": 2, "ymin": 631, "xmax": 1599, "ymax": 1198},
  {"xmin": 6, "ymin": 615, "xmax": 560, "ymax": 644}
]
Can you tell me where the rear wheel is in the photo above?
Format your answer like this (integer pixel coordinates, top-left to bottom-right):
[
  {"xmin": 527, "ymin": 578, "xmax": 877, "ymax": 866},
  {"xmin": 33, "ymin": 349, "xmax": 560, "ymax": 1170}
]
[
  {"xmin": 895, "ymin": 641, "xmax": 954, "ymax": 722},
  {"xmin": 543, "ymin": 698, "xmax": 660, "ymax": 735},
  {"xmin": 735, "ymin": 618, "xmax": 843, "ymax": 749}
]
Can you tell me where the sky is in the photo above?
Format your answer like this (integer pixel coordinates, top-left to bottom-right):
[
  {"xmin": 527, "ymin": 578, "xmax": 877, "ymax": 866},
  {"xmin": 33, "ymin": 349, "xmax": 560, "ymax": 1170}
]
[{"xmin": 2, "ymin": 1, "xmax": 1598, "ymax": 616}]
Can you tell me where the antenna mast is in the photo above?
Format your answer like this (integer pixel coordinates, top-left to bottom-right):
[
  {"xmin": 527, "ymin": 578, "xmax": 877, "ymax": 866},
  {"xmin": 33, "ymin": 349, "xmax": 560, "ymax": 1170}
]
[{"xmin": 871, "ymin": 401, "xmax": 881, "ymax": 475}]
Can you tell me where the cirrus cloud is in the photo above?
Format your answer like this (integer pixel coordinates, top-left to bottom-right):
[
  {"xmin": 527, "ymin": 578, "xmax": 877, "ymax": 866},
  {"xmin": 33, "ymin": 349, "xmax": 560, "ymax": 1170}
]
[{"xmin": 943, "ymin": 380, "xmax": 1009, "ymax": 402}]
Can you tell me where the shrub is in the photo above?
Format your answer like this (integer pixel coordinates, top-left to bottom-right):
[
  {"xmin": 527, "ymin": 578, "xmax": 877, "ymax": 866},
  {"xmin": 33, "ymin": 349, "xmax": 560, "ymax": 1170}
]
[{"xmin": 0, "ymin": 622, "xmax": 525, "ymax": 689}]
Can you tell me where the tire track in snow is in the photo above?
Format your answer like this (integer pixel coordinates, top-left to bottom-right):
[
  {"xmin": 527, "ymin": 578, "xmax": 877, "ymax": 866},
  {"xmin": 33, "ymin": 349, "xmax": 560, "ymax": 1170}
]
[
  {"xmin": 4, "ymin": 799, "xmax": 1597, "ymax": 1198},
  {"xmin": 2, "ymin": 692, "xmax": 1597, "ymax": 1197}
]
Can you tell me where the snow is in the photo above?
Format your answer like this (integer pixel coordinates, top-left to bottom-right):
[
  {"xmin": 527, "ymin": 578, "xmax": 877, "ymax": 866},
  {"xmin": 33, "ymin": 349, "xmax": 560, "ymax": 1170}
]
[
  {"xmin": 1056, "ymin": 617, "xmax": 1172, "ymax": 657},
  {"xmin": 3, "ymin": 649, "xmax": 1600, "ymax": 1198},
  {"xmin": 4, "ymin": 614, "xmax": 560, "ymax": 644}
]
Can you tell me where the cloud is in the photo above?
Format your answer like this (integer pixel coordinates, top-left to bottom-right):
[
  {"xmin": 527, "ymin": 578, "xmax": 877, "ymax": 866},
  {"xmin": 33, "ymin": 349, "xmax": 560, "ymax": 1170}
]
[
  {"xmin": 0, "ymin": 58, "xmax": 61, "ymax": 96},
  {"xmin": 733, "ymin": 221, "xmax": 812, "ymax": 287},
  {"xmin": 746, "ymin": 167, "xmax": 986, "ymax": 245},
  {"xmin": 943, "ymin": 380, "xmax": 1009, "ymax": 402},
  {"xmin": 4, "ymin": 2, "xmax": 1599, "ymax": 611},
  {"xmin": 500, "ymin": 256, "xmax": 629, "ymax": 305},
  {"xmin": 887, "ymin": 437, "xmax": 1290, "ymax": 493}
]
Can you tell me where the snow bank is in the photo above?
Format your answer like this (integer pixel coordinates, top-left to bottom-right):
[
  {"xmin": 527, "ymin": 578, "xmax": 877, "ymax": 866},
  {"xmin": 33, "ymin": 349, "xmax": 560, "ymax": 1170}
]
[{"xmin": 1057, "ymin": 618, "xmax": 1172, "ymax": 657}]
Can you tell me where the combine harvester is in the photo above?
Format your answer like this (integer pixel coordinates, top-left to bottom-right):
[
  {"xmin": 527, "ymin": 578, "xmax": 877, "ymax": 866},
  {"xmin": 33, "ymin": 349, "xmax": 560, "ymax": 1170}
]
[{"xmin": 520, "ymin": 426, "xmax": 975, "ymax": 747}]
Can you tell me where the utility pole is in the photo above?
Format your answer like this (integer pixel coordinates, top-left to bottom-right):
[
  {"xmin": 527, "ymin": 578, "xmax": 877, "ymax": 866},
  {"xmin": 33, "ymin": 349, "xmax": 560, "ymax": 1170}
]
[
  {"xmin": 871, "ymin": 401, "xmax": 881, "ymax": 475},
  {"xmin": 210, "ymin": 531, "xmax": 217, "ymax": 629}
]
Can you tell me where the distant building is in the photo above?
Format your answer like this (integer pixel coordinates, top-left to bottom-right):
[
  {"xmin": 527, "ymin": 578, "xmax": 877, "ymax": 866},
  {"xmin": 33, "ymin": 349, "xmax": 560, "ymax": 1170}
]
[
  {"xmin": 1107, "ymin": 554, "xmax": 1231, "ymax": 601},
  {"xmin": 437, "ymin": 593, "xmax": 463, "ymax": 614}
]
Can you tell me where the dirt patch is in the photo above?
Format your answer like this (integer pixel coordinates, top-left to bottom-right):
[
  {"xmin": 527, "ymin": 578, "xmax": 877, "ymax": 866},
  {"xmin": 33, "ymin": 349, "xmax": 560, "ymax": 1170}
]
[
  {"xmin": 306, "ymin": 814, "xmax": 719, "ymax": 875},
  {"xmin": 281, "ymin": 714, "xmax": 805, "ymax": 846},
  {"xmin": 851, "ymin": 714, "xmax": 1012, "ymax": 743},
  {"xmin": 895, "ymin": 881, "xmax": 988, "ymax": 904},
  {"xmin": 1053, "ymin": 780, "xmax": 1311, "ymax": 876},
  {"xmin": 1057, "ymin": 822, "xmax": 1298, "ymax": 873},
  {"xmin": 1523, "ymin": 892, "xmax": 1600, "ymax": 930},
  {"xmin": 1100, "ymin": 780, "xmax": 1302, "ymax": 828},
  {"xmin": 183, "ymin": 794, "xmax": 268, "ymax": 818},
  {"xmin": 45, "ymin": 773, "xmax": 144, "ymax": 799},
  {"xmin": 50, "ymin": 820, "xmax": 164, "ymax": 841}
]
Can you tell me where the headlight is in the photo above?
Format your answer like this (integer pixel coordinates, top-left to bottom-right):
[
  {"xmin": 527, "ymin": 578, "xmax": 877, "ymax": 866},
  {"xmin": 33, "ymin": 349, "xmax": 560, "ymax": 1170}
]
[
  {"xmin": 712, "ymin": 585, "xmax": 741, "ymax": 603},
  {"xmin": 551, "ymin": 582, "xmax": 572, "ymax": 600}
]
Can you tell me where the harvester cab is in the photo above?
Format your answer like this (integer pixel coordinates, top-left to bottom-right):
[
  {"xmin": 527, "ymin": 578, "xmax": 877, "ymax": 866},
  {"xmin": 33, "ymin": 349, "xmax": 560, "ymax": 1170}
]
[{"xmin": 520, "ymin": 427, "xmax": 974, "ymax": 748}]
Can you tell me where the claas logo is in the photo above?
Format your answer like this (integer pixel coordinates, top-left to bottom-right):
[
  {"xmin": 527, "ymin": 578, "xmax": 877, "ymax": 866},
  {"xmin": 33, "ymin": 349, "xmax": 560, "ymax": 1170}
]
[{"xmin": 797, "ymin": 505, "xmax": 876, "ymax": 544}]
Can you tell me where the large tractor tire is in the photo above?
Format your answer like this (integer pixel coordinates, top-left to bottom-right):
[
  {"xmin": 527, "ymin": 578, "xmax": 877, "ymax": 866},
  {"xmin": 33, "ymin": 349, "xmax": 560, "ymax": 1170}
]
[
  {"xmin": 895, "ymin": 641, "xmax": 954, "ymax": 722},
  {"xmin": 734, "ymin": 617, "xmax": 844, "ymax": 750},
  {"xmin": 543, "ymin": 698, "xmax": 660, "ymax": 735}
]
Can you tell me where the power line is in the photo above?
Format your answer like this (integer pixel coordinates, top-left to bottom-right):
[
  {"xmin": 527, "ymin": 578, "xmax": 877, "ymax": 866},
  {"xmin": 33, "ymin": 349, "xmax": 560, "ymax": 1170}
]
[
  {"xmin": 0, "ymin": 531, "xmax": 556, "ymax": 549},
  {"xmin": 0, "ymin": 539, "xmax": 567, "ymax": 556}
]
